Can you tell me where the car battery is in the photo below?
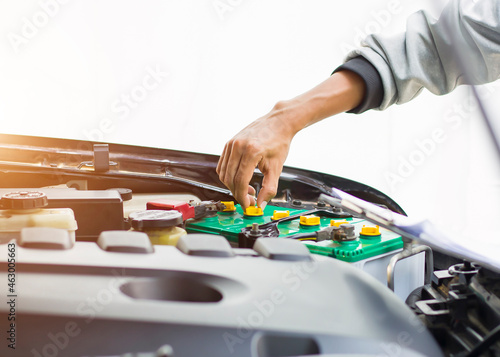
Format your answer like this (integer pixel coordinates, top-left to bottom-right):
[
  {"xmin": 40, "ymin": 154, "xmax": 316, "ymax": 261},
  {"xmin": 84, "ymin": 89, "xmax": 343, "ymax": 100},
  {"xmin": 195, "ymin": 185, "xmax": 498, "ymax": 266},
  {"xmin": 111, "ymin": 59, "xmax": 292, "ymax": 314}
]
[{"xmin": 184, "ymin": 202, "xmax": 424, "ymax": 300}]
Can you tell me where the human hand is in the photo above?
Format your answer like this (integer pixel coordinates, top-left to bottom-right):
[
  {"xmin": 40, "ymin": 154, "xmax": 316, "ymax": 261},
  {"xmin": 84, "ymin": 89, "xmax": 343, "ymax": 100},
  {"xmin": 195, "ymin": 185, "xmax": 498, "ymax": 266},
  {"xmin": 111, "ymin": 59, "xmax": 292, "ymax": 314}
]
[{"xmin": 217, "ymin": 104, "xmax": 296, "ymax": 210}]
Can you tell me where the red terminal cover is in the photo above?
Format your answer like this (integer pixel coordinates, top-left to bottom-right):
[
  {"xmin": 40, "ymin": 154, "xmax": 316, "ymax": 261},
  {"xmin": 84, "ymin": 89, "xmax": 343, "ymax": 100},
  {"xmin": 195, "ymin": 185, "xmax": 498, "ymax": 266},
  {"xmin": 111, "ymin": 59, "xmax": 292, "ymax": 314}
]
[{"xmin": 146, "ymin": 199, "xmax": 195, "ymax": 221}]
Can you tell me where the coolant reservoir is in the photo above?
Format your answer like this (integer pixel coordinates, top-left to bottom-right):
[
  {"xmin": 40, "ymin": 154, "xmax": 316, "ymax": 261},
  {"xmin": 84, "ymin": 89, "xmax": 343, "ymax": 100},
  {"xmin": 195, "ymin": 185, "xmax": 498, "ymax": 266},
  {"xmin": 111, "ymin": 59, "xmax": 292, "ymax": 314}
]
[
  {"xmin": 0, "ymin": 191, "xmax": 78, "ymax": 242},
  {"xmin": 129, "ymin": 210, "xmax": 186, "ymax": 246}
]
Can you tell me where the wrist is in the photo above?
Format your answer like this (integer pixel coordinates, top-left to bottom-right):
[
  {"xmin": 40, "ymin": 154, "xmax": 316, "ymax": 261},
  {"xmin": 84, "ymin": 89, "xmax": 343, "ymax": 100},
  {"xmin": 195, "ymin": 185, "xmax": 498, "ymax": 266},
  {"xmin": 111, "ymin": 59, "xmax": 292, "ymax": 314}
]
[
  {"xmin": 266, "ymin": 70, "xmax": 366, "ymax": 139},
  {"xmin": 269, "ymin": 99, "xmax": 314, "ymax": 137},
  {"xmin": 279, "ymin": 71, "xmax": 366, "ymax": 129}
]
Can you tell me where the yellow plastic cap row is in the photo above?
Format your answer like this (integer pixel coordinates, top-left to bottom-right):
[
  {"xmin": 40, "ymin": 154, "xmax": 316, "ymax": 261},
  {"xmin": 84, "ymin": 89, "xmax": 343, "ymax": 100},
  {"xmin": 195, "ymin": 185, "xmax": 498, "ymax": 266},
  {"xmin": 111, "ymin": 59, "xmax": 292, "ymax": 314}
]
[
  {"xmin": 330, "ymin": 220, "xmax": 349, "ymax": 227},
  {"xmin": 244, "ymin": 206, "xmax": 264, "ymax": 216},
  {"xmin": 221, "ymin": 201, "xmax": 236, "ymax": 212},
  {"xmin": 299, "ymin": 215, "xmax": 320, "ymax": 226},
  {"xmin": 272, "ymin": 210, "xmax": 290, "ymax": 220},
  {"xmin": 360, "ymin": 225, "xmax": 381, "ymax": 236}
]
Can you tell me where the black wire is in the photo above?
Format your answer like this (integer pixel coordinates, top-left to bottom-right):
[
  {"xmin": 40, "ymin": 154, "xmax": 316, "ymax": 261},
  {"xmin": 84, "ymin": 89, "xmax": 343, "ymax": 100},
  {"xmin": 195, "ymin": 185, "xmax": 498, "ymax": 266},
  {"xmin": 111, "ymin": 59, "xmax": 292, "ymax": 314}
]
[{"xmin": 286, "ymin": 232, "xmax": 317, "ymax": 240}]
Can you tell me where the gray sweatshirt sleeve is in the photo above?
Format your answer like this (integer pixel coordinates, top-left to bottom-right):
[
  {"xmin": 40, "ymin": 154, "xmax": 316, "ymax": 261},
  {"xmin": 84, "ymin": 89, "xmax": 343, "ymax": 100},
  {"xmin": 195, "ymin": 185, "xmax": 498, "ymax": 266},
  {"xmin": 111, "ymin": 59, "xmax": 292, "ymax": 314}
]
[{"xmin": 346, "ymin": 0, "xmax": 500, "ymax": 110}]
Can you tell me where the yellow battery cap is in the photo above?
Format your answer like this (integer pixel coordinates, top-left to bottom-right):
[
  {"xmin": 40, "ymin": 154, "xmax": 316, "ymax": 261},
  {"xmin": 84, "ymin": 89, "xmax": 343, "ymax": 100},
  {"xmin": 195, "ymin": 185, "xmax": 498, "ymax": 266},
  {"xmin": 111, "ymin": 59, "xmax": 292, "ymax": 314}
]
[
  {"xmin": 299, "ymin": 215, "xmax": 320, "ymax": 226},
  {"xmin": 221, "ymin": 201, "xmax": 236, "ymax": 212},
  {"xmin": 330, "ymin": 220, "xmax": 349, "ymax": 227},
  {"xmin": 360, "ymin": 225, "xmax": 381, "ymax": 236},
  {"xmin": 272, "ymin": 210, "xmax": 290, "ymax": 220},
  {"xmin": 244, "ymin": 206, "xmax": 264, "ymax": 216}
]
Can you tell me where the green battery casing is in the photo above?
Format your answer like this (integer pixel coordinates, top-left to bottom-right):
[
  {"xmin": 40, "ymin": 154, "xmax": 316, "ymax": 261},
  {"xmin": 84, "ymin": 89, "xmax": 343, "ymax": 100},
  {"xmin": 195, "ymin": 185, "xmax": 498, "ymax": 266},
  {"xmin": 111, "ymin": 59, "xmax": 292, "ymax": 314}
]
[{"xmin": 185, "ymin": 204, "xmax": 403, "ymax": 262}]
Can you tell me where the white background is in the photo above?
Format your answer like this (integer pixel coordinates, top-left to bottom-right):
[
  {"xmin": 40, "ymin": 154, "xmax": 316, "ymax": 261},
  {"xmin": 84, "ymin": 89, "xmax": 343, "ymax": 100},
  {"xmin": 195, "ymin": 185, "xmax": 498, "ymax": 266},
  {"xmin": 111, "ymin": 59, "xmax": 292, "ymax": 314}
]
[{"xmin": 1, "ymin": 0, "xmax": 499, "ymax": 242}]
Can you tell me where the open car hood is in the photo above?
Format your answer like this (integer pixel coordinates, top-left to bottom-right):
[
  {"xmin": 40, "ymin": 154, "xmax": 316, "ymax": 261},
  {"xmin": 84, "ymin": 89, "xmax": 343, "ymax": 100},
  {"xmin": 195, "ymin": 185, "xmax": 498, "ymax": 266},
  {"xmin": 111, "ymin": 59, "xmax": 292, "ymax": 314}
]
[{"xmin": 0, "ymin": 133, "xmax": 405, "ymax": 215}]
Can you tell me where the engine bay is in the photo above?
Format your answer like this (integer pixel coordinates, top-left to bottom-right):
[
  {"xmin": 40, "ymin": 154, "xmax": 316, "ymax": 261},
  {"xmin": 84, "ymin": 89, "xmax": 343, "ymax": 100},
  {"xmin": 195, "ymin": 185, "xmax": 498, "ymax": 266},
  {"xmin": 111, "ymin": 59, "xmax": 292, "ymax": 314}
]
[{"xmin": 0, "ymin": 135, "xmax": 499, "ymax": 357}]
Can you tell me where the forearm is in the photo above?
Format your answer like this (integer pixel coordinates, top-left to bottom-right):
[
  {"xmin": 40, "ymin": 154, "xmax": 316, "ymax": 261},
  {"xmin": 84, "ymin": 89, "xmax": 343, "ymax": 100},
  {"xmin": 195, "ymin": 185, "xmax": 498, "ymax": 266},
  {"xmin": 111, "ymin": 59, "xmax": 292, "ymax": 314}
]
[{"xmin": 270, "ymin": 70, "xmax": 366, "ymax": 136}]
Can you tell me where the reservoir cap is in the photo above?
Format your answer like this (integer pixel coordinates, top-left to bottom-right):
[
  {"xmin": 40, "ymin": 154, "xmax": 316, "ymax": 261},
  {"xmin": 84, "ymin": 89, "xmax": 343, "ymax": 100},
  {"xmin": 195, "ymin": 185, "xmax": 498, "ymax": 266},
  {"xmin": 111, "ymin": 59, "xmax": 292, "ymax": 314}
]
[
  {"xmin": 129, "ymin": 210, "xmax": 183, "ymax": 230},
  {"xmin": 1, "ymin": 191, "xmax": 48, "ymax": 209}
]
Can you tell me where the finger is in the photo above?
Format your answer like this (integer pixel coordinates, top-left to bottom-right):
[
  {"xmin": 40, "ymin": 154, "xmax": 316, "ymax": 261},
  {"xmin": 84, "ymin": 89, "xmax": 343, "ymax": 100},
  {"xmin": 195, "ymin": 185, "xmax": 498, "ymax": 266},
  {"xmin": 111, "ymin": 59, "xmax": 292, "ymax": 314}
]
[
  {"xmin": 221, "ymin": 142, "xmax": 239, "ymax": 191},
  {"xmin": 247, "ymin": 194, "xmax": 256, "ymax": 207},
  {"xmin": 257, "ymin": 164, "xmax": 281, "ymax": 208},
  {"xmin": 217, "ymin": 142, "xmax": 231, "ymax": 182},
  {"xmin": 223, "ymin": 142, "xmax": 245, "ymax": 193},
  {"xmin": 232, "ymin": 153, "xmax": 261, "ymax": 210},
  {"xmin": 246, "ymin": 186, "xmax": 256, "ymax": 207},
  {"xmin": 216, "ymin": 142, "xmax": 228, "ymax": 175}
]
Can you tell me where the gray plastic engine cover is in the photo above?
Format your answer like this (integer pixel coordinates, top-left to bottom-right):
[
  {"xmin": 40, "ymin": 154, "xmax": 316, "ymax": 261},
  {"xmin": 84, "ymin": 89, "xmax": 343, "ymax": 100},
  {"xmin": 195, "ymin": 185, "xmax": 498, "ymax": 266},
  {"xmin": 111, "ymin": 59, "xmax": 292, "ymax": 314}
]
[{"xmin": 0, "ymin": 234, "xmax": 443, "ymax": 357}]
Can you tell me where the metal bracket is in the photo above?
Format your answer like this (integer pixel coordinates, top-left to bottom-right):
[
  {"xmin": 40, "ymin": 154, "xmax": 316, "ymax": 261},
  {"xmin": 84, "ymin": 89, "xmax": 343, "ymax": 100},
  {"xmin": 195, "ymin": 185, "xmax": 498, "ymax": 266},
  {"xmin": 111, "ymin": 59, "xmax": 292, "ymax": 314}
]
[
  {"xmin": 387, "ymin": 241, "xmax": 433, "ymax": 292},
  {"xmin": 93, "ymin": 144, "xmax": 110, "ymax": 172},
  {"xmin": 77, "ymin": 144, "xmax": 117, "ymax": 171}
]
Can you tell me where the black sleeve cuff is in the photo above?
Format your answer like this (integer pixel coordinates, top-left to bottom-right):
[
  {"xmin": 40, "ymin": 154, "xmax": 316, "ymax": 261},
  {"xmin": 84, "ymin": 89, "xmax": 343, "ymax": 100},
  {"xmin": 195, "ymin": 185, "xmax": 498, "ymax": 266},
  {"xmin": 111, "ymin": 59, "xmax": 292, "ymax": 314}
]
[{"xmin": 333, "ymin": 56, "xmax": 384, "ymax": 114}]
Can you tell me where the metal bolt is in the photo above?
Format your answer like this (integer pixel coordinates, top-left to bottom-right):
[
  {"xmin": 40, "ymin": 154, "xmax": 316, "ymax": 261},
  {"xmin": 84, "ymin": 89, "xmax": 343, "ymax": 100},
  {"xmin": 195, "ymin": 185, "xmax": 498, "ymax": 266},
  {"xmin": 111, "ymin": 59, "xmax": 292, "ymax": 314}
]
[
  {"xmin": 251, "ymin": 223, "xmax": 259, "ymax": 233},
  {"xmin": 248, "ymin": 223, "xmax": 263, "ymax": 239}
]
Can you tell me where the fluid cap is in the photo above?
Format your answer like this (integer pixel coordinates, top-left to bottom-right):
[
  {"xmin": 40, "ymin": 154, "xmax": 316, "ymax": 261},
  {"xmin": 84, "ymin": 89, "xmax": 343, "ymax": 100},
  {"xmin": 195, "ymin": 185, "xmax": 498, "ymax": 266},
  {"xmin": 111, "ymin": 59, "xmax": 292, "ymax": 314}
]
[
  {"xmin": 272, "ymin": 210, "xmax": 290, "ymax": 220},
  {"xmin": 299, "ymin": 215, "xmax": 320, "ymax": 226},
  {"xmin": 129, "ymin": 210, "xmax": 183, "ymax": 230},
  {"xmin": 360, "ymin": 225, "xmax": 381, "ymax": 237},
  {"xmin": 220, "ymin": 201, "xmax": 236, "ymax": 212},
  {"xmin": 330, "ymin": 220, "xmax": 349, "ymax": 227},
  {"xmin": 244, "ymin": 206, "xmax": 264, "ymax": 217},
  {"xmin": 1, "ymin": 191, "xmax": 48, "ymax": 209}
]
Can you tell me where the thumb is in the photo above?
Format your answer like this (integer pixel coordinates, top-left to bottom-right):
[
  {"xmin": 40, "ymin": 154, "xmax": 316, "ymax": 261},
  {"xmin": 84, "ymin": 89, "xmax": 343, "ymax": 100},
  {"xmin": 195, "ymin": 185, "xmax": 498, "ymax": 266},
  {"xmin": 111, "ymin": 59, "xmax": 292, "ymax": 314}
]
[{"xmin": 257, "ymin": 166, "xmax": 280, "ymax": 208}]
